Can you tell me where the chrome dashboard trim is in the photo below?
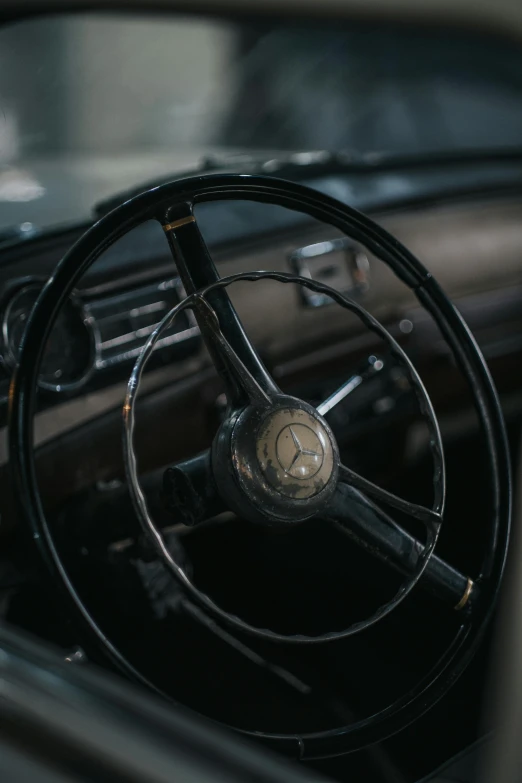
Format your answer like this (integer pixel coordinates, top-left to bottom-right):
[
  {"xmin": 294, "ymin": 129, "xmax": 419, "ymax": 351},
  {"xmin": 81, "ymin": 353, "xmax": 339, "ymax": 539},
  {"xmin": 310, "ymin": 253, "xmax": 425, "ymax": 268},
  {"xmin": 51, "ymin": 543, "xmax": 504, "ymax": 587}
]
[
  {"xmin": 94, "ymin": 324, "xmax": 200, "ymax": 370},
  {"xmin": 84, "ymin": 276, "xmax": 199, "ymax": 371},
  {"xmin": 288, "ymin": 236, "xmax": 369, "ymax": 307}
]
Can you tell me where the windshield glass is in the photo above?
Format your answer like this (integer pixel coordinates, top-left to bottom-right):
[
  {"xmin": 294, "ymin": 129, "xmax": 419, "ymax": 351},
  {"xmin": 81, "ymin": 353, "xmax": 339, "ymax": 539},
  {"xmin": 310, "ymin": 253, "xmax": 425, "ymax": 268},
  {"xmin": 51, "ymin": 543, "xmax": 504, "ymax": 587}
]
[{"xmin": 1, "ymin": 13, "xmax": 522, "ymax": 228}]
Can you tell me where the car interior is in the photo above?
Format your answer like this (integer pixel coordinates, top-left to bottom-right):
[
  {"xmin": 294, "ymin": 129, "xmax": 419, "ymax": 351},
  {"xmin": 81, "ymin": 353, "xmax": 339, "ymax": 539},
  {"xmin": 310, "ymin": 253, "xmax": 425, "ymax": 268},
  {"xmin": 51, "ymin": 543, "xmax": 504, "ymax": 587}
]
[{"xmin": 0, "ymin": 3, "xmax": 521, "ymax": 782}]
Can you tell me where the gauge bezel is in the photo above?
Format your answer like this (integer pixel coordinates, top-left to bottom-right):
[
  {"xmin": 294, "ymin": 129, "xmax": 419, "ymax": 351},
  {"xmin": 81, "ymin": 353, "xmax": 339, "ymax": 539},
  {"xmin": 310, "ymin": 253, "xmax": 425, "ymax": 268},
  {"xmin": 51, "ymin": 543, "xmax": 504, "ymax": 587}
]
[{"xmin": 1, "ymin": 279, "xmax": 97, "ymax": 393}]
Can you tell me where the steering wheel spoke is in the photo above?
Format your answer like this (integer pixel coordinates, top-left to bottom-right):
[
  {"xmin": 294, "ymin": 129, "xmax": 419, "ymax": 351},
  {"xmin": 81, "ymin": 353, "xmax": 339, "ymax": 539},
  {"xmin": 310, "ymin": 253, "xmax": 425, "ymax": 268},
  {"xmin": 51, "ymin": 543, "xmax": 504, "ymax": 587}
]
[
  {"xmin": 159, "ymin": 204, "xmax": 279, "ymax": 409},
  {"xmin": 326, "ymin": 483, "xmax": 474, "ymax": 612},
  {"xmin": 338, "ymin": 463, "xmax": 442, "ymax": 529},
  {"xmin": 192, "ymin": 295, "xmax": 272, "ymax": 407}
]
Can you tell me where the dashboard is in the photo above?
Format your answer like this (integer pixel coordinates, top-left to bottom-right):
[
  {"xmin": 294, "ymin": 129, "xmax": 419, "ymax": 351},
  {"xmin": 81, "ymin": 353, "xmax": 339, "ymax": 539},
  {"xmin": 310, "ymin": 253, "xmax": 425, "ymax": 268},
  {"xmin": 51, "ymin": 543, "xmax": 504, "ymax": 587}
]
[{"xmin": 0, "ymin": 188, "xmax": 521, "ymax": 516}]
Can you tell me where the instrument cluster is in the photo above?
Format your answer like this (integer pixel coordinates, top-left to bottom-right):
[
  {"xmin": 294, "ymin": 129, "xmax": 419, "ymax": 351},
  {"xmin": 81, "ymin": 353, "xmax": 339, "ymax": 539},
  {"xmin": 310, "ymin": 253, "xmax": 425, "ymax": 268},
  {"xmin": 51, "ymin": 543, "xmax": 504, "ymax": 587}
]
[
  {"xmin": 0, "ymin": 276, "xmax": 199, "ymax": 396},
  {"xmin": 2, "ymin": 282, "xmax": 94, "ymax": 392}
]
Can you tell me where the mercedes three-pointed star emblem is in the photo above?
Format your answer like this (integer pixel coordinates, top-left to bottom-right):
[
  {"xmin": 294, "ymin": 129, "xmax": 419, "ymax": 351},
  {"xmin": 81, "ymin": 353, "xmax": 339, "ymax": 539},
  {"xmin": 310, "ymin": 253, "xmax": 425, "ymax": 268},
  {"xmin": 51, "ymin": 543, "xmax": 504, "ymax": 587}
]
[
  {"xmin": 255, "ymin": 407, "xmax": 335, "ymax": 499},
  {"xmin": 276, "ymin": 423, "xmax": 325, "ymax": 479}
]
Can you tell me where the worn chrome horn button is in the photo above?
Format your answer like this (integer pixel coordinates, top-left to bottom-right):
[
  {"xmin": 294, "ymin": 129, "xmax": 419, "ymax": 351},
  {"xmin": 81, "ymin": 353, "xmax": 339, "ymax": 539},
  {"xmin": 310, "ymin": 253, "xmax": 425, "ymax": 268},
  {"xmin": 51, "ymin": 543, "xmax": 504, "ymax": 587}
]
[{"xmin": 256, "ymin": 407, "xmax": 335, "ymax": 499}]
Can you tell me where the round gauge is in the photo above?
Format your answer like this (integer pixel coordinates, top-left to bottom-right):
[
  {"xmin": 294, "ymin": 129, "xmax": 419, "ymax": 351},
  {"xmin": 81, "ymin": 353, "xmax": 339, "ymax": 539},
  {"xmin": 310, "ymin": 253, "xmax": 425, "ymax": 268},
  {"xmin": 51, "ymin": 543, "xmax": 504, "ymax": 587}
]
[{"xmin": 2, "ymin": 283, "xmax": 95, "ymax": 391}]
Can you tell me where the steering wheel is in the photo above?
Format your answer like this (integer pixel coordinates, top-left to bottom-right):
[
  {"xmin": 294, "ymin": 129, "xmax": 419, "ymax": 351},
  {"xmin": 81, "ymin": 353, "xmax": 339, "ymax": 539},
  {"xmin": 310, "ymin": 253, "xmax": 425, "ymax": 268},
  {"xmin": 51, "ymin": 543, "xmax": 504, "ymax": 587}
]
[{"xmin": 9, "ymin": 174, "xmax": 511, "ymax": 759}]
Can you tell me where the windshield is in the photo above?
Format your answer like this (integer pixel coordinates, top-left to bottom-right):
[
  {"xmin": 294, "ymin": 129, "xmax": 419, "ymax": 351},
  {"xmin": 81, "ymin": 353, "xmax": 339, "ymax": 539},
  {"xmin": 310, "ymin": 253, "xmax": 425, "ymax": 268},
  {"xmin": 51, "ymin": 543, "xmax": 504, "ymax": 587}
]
[{"xmin": 2, "ymin": 12, "xmax": 522, "ymax": 228}]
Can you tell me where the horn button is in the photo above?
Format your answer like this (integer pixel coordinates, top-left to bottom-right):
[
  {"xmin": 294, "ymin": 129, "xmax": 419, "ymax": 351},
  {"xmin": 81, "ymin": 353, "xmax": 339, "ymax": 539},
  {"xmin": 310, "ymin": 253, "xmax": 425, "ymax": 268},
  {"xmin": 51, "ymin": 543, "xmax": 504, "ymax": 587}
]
[
  {"xmin": 214, "ymin": 398, "xmax": 339, "ymax": 525},
  {"xmin": 256, "ymin": 409, "xmax": 334, "ymax": 498}
]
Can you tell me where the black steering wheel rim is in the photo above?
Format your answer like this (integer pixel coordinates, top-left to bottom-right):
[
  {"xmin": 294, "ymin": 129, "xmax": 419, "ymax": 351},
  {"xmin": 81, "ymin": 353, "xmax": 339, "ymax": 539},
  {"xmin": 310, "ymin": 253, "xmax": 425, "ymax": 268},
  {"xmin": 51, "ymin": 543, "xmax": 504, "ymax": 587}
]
[{"xmin": 8, "ymin": 174, "xmax": 511, "ymax": 759}]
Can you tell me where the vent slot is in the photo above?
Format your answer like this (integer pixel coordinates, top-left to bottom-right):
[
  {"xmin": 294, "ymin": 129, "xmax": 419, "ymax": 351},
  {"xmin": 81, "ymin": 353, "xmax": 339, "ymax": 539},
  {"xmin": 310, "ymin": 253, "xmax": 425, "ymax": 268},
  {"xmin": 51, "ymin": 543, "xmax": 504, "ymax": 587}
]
[{"xmin": 86, "ymin": 278, "xmax": 198, "ymax": 370}]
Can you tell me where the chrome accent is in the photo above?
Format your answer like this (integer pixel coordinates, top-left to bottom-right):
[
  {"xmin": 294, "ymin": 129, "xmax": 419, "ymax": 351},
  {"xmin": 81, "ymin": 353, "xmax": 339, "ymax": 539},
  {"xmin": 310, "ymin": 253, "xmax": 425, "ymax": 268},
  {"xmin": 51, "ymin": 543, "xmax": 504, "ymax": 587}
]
[
  {"xmin": 95, "ymin": 324, "xmax": 199, "ymax": 370},
  {"xmin": 317, "ymin": 375, "xmax": 363, "ymax": 416},
  {"xmin": 289, "ymin": 237, "xmax": 369, "ymax": 307},
  {"xmin": 85, "ymin": 277, "xmax": 198, "ymax": 371},
  {"xmin": 316, "ymin": 355, "xmax": 384, "ymax": 416}
]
